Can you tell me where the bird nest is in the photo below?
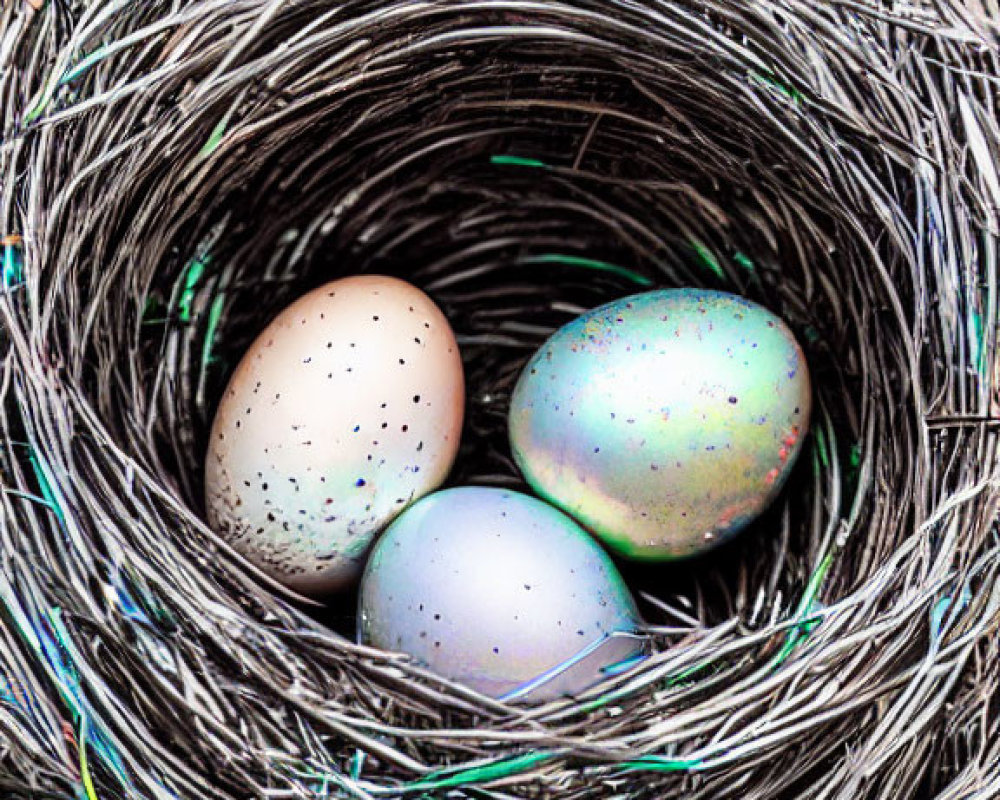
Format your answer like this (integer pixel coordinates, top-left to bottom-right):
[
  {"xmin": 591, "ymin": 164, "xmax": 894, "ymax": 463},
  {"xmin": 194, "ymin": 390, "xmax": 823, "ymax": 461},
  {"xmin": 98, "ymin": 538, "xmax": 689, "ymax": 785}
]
[{"xmin": 1, "ymin": 1, "xmax": 998, "ymax": 798}]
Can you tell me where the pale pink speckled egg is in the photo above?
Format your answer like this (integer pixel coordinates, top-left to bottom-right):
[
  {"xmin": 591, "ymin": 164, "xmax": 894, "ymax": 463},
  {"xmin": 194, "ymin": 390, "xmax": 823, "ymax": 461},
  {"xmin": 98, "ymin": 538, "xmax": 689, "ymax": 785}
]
[{"xmin": 204, "ymin": 275, "xmax": 465, "ymax": 595}]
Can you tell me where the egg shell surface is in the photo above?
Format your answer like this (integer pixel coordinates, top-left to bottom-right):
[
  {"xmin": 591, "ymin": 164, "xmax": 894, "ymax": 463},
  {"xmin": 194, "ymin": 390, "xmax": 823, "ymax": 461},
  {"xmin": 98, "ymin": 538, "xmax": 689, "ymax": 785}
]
[
  {"xmin": 509, "ymin": 288, "xmax": 811, "ymax": 560},
  {"xmin": 205, "ymin": 275, "xmax": 464, "ymax": 594},
  {"xmin": 358, "ymin": 486, "xmax": 644, "ymax": 701}
]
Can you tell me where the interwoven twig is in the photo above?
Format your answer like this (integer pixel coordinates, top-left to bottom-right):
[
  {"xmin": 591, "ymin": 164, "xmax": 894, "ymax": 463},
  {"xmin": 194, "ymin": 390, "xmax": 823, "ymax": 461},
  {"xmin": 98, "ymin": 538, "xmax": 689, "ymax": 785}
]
[{"xmin": 0, "ymin": 1, "xmax": 998, "ymax": 798}]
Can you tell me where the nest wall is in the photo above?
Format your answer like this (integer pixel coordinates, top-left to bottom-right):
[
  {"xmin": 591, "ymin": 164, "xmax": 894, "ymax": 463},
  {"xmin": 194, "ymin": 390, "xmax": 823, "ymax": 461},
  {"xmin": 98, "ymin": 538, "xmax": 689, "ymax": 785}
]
[{"xmin": 0, "ymin": 1, "xmax": 998, "ymax": 799}]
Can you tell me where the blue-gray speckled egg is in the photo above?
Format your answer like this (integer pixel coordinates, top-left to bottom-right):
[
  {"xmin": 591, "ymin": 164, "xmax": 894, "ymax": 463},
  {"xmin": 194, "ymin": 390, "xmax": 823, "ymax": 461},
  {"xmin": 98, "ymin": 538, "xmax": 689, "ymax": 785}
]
[
  {"xmin": 358, "ymin": 487, "xmax": 644, "ymax": 701},
  {"xmin": 509, "ymin": 288, "xmax": 811, "ymax": 560}
]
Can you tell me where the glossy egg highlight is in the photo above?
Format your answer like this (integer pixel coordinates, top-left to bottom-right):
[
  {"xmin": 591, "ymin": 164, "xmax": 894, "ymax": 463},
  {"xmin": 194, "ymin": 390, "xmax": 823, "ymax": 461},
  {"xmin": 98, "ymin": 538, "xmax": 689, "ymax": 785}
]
[
  {"xmin": 509, "ymin": 288, "xmax": 811, "ymax": 560},
  {"xmin": 358, "ymin": 487, "xmax": 644, "ymax": 701},
  {"xmin": 205, "ymin": 275, "xmax": 464, "ymax": 594}
]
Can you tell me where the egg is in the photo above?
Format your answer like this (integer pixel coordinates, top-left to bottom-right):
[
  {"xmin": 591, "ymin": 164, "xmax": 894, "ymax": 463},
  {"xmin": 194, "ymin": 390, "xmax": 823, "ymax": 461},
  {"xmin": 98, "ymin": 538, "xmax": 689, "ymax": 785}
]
[
  {"xmin": 204, "ymin": 275, "xmax": 464, "ymax": 594},
  {"xmin": 509, "ymin": 288, "xmax": 811, "ymax": 560},
  {"xmin": 358, "ymin": 487, "xmax": 644, "ymax": 701}
]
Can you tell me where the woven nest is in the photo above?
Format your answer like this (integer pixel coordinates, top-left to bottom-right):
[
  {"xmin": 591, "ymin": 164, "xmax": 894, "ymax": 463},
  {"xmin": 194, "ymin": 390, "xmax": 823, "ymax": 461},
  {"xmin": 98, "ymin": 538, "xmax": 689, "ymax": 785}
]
[{"xmin": 1, "ymin": 1, "xmax": 999, "ymax": 798}]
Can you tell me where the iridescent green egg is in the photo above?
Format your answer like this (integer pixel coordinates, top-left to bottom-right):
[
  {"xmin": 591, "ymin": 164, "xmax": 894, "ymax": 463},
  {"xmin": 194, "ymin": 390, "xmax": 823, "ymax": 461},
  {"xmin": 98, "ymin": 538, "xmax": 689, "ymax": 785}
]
[{"xmin": 509, "ymin": 288, "xmax": 811, "ymax": 560}]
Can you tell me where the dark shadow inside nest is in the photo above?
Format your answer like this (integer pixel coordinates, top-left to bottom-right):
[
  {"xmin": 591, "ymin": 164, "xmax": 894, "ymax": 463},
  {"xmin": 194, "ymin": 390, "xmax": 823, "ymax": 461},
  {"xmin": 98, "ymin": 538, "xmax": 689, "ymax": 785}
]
[{"xmin": 130, "ymin": 37, "xmax": 872, "ymax": 646}]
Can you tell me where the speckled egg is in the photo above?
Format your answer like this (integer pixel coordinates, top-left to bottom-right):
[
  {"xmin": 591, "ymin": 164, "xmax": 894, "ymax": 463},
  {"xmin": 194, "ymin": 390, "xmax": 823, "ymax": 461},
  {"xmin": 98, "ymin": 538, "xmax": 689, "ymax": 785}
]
[
  {"xmin": 509, "ymin": 288, "xmax": 811, "ymax": 560},
  {"xmin": 358, "ymin": 487, "xmax": 644, "ymax": 701},
  {"xmin": 205, "ymin": 275, "xmax": 464, "ymax": 595}
]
